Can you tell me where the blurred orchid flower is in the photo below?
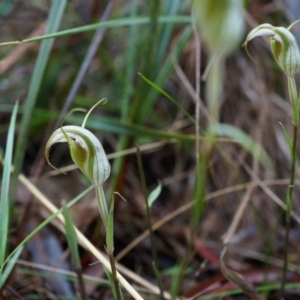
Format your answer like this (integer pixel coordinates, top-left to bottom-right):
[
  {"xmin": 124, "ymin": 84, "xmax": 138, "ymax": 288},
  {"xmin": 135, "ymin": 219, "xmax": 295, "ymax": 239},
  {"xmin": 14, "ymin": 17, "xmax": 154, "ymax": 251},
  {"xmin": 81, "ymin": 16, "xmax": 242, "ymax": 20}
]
[{"xmin": 191, "ymin": 0, "xmax": 244, "ymax": 56}]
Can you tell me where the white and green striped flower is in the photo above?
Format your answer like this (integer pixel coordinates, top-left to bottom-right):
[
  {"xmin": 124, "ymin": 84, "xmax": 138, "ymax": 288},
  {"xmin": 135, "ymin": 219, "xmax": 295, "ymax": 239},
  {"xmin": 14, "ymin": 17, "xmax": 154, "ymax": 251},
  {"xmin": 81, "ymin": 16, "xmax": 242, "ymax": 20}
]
[
  {"xmin": 244, "ymin": 23, "xmax": 300, "ymax": 77},
  {"xmin": 45, "ymin": 100, "xmax": 111, "ymax": 228}
]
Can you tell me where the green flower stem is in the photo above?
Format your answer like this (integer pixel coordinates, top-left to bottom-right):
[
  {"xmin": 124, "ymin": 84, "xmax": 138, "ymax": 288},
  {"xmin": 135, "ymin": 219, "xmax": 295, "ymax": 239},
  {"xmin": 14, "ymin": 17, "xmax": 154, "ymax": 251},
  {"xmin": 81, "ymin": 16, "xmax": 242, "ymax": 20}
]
[
  {"xmin": 108, "ymin": 251, "xmax": 122, "ymax": 300},
  {"xmin": 95, "ymin": 186, "xmax": 109, "ymax": 230},
  {"xmin": 288, "ymin": 77, "xmax": 299, "ymax": 125},
  {"xmin": 281, "ymin": 76, "xmax": 298, "ymax": 296}
]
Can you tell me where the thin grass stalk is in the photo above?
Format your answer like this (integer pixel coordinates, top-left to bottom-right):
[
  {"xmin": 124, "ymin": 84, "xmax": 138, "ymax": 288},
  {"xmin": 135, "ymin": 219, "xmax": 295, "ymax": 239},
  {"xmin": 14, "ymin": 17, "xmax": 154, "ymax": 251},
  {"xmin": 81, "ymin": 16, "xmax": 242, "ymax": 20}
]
[
  {"xmin": 280, "ymin": 77, "xmax": 299, "ymax": 296},
  {"xmin": 108, "ymin": 253, "xmax": 122, "ymax": 300},
  {"xmin": 106, "ymin": 199, "xmax": 122, "ymax": 300},
  {"xmin": 122, "ymin": 4, "xmax": 137, "ymax": 123},
  {"xmin": 0, "ymin": 16, "xmax": 192, "ymax": 47},
  {"xmin": 129, "ymin": 1, "xmax": 160, "ymax": 125},
  {"xmin": 154, "ymin": 0, "xmax": 181, "ymax": 72},
  {"xmin": 136, "ymin": 145, "xmax": 164, "ymax": 300}
]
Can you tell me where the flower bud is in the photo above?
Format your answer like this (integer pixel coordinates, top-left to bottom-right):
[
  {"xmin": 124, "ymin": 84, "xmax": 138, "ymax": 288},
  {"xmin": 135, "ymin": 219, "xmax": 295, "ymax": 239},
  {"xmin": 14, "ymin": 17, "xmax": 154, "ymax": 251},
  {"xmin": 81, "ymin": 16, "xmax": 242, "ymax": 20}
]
[{"xmin": 244, "ymin": 23, "xmax": 300, "ymax": 77}]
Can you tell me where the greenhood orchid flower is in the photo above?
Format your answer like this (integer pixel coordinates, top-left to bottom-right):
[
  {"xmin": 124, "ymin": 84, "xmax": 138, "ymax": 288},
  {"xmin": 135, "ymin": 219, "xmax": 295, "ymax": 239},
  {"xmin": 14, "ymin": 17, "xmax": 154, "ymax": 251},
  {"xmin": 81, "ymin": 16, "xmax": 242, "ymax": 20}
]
[
  {"xmin": 244, "ymin": 23, "xmax": 300, "ymax": 77},
  {"xmin": 45, "ymin": 126, "xmax": 110, "ymax": 186},
  {"xmin": 45, "ymin": 100, "xmax": 111, "ymax": 228}
]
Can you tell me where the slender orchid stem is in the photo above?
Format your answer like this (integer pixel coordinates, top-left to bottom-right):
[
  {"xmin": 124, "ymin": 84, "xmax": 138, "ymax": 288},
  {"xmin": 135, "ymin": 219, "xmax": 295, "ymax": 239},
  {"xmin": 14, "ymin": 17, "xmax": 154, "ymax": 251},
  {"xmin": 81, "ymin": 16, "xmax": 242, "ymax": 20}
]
[{"xmin": 280, "ymin": 76, "xmax": 298, "ymax": 297}]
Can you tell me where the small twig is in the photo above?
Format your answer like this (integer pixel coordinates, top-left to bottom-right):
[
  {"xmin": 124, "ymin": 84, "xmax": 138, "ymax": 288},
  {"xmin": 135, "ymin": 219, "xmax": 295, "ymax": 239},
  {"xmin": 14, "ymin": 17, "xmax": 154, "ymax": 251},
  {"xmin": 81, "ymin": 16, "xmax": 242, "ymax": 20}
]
[{"xmin": 222, "ymin": 188, "xmax": 253, "ymax": 245}]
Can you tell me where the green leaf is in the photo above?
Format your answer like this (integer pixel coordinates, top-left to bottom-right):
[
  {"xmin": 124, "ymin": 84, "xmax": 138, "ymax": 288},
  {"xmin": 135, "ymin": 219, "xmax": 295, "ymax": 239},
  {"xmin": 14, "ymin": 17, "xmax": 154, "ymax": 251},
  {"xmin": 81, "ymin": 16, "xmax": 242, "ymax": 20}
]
[
  {"xmin": 147, "ymin": 181, "xmax": 162, "ymax": 207},
  {"xmin": 0, "ymin": 102, "xmax": 18, "ymax": 276}
]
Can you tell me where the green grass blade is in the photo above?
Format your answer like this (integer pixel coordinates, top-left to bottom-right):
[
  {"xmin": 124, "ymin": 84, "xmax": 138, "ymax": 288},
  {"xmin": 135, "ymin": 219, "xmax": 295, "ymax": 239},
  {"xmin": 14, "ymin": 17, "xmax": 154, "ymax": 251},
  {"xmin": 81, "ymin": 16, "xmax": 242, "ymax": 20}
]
[
  {"xmin": 62, "ymin": 201, "xmax": 81, "ymax": 269},
  {"xmin": 0, "ymin": 102, "xmax": 18, "ymax": 276},
  {"xmin": 121, "ymin": 5, "xmax": 138, "ymax": 121},
  {"xmin": 137, "ymin": 26, "xmax": 193, "ymax": 123},
  {"xmin": 12, "ymin": 0, "xmax": 67, "ymax": 194},
  {"xmin": 0, "ymin": 16, "xmax": 192, "ymax": 46},
  {"xmin": 138, "ymin": 72, "xmax": 196, "ymax": 125},
  {"xmin": 210, "ymin": 123, "xmax": 273, "ymax": 169},
  {"xmin": 62, "ymin": 201, "xmax": 88, "ymax": 300},
  {"xmin": 0, "ymin": 185, "xmax": 93, "ymax": 274},
  {"xmin": 107, "ymin": 2, "xmax": 139, "ymax": 200},
  {"xmin": 0, "ymin": 245, "xmax": 23, "ymax": 289},
  {"xmin": 68, "ymin": 114, "xmax": 198, "ymax": 142},
  {"xmin": 154, "ymin": 0, "xmax": 182, "ymax": 72}
]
